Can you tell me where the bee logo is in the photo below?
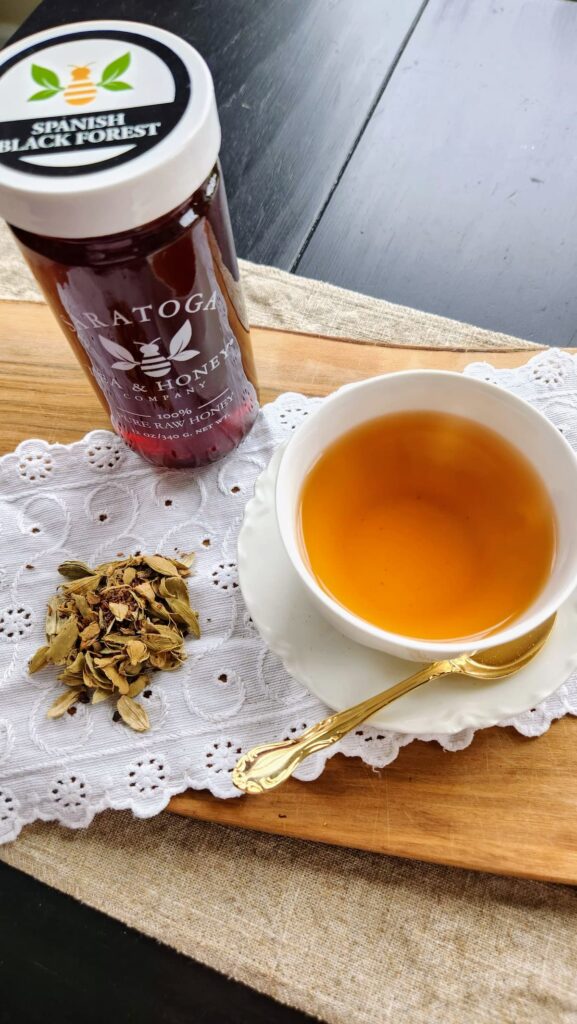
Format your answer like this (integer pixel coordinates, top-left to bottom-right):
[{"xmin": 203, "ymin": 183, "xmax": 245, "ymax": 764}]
[
  {"xmin": 98, "ymin": 321, "xmax": 199, "ymax": 379},
  {"xmin": 63, "ymin": 65, "xmax": 98, "ymax": 107},
  {"xmin": 28, "ymin": 53, "xmax": 132, "ymax": 105}
]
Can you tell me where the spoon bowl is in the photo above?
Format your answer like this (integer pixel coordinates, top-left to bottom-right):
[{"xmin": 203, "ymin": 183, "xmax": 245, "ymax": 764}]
[{"xmin": 447, "ymin": 615, "xmax": 556, "ymax": 677}]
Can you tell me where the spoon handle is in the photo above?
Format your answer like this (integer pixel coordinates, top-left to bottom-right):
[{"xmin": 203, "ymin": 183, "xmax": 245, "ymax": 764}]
[{"xmin": 232, "ymin": 659, "xmax": 455, "ymax": 794}]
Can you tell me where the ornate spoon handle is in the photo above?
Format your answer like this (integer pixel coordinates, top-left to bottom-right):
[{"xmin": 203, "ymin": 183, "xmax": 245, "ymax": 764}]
[{"xmin": 232, "ymin": 659, "xmax": 455, "ymax": 794}]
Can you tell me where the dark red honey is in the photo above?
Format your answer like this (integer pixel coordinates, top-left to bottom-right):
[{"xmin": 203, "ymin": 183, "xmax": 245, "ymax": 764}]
[{"xmin": 12, "ymin": 164, "xmax": 258, "ymax": 468}]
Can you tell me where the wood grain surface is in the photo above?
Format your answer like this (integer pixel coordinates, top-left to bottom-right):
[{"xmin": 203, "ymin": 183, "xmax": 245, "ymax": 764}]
[
  {"xmin": 1, "ymin": 298, "xmax": 576, "ymax": 884},
  {"xmin": 0, "ymin": 300, "xmax": 547, "ymax": 449},
  {"xmin": 298, "ymin": 0, "xmax": 577, "ymax": 347},
  {"xmin": 171, "ymin": 720, "xmax": 577, "ymax": 885}
]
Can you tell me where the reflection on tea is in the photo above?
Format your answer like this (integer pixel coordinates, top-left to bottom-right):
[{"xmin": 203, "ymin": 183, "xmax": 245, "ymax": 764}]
[{"xmin": 299, "ymin": 411, "xmax": 556, "ymax": 641}]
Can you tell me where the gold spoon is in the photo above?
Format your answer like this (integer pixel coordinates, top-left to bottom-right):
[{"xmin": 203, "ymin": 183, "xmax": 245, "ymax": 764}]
[{"xmin": 232, "ymin": 615, "xmax": 556, "ymax": 794}]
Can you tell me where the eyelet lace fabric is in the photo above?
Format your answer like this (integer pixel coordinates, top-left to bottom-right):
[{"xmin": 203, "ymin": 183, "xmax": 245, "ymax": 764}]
[{"xmin": 0, "ymin": 349, "xmax": 576, "ymax": 843}]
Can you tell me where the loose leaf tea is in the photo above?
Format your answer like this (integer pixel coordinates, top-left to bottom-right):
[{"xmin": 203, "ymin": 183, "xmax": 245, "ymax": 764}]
[{"xmin": 29, "ymin": 553, "xmax": 200, "ymax": 730}]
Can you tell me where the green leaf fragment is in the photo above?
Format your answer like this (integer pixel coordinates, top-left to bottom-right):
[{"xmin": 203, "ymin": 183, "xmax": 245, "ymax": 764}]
[
  {"xmin": 166, "ymin": 598, "xmax": 201, "ymax": 637},
  {"xmin": 31, "ymin": 63, "xmax": 62, "ymax": 89},
  {"xmin": 101, "ymin": 81, "xmax": 132, "ymax": 91},
  {"xmin": 28, "ymin": 89, "xmax": 60, "ymax": 101},
  {"xmin": 28, "ymin": 644, "xmax": 50, "ymax": 673},
  {"xmin": 142, "ymin": 555, "xmax": 180, "ymax": 577},
  {"xmin": 99, "ymin": 51, "xmax": 131, "ymax": 84},
  {"xmin": 47, "ymin": 617, "xmax": 78, "ymax": 665},
  {"xmin": 47, "ymin": 688, "xmax": 81, "ymax": 719},
  {"xmin": 117, "ymin": 695, "xmax": 149, "ymax": 732},
  {"xmin": 58, "ymin": 560, "xmax": 94, "ymax": 580}
]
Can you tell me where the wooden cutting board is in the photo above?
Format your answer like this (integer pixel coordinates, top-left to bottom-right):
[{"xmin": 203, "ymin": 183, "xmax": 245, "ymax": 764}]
[{"xmin": 2, "ymin": 299, "xmax": 576, "ymax": 885}]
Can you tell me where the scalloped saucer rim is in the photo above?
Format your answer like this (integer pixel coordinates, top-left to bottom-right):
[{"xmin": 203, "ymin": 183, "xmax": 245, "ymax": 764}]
[{"xmin": 237, "ymin": 447, "xmax": 577, "ymax": 735}]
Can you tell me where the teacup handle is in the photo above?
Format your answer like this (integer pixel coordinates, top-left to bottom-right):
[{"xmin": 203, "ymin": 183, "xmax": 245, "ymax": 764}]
[{"xmin": 232, "ymin": 659, "xmax": 455, "ymax": 794}]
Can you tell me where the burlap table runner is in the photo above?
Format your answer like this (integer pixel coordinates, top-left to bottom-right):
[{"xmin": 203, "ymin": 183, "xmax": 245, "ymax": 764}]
[{"xmin": 1, "ymin": 221, "xmax": 575, "ymax": 1024}]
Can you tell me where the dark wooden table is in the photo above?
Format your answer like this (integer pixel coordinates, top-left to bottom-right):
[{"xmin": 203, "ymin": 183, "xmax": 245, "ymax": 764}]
[{"xmin": 3, "ymin": 1, "xmax": 577, "ymax": 1021}]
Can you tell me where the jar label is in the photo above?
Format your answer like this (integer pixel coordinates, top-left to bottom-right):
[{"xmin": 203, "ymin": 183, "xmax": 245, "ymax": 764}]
[
  {"xmin": 0, "ymin": 30, "xmax": 190, "ymax": 177},
  {"xmin": 53, "ymin": 222, "xmax": 259, "ymax": 464}
]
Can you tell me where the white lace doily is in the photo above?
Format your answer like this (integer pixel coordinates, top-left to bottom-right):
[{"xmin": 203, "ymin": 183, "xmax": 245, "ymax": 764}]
[{"xmin": 1, "ymin": 348, "xmax": 577, "ymax": 843}]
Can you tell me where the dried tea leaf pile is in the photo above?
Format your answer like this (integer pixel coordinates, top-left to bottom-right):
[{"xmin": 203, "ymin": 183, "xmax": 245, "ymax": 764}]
[{"xmin": 29, "ymin": 553, "xmax": 199, "ymax": 731}]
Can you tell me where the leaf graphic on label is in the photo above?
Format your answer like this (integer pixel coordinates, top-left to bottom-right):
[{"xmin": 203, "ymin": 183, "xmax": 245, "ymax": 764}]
[
  {"xmin": 28, "ymin": 89, "xmax": 60, "ymax": 101},
  {"xmin": 31, "ymin": 64, "xmax": 62, "ymax": 90},
  {"xmin": 111, "ymin": 360, "xmax": 139, "ymax": 370},
  {"xmin": 169, "ymin": 321, "xmax": 193, "ymax": 356},
  {"xmin": 100, "ymin": 52, "xmax": 131, "ymax": 85},
  {"xmin": 98, "ymin": 335, "xmax": 137, "ymax": 365},
  {"xmin": 101, "ymin": 81, "xmax": 132, "ymax": 91}
]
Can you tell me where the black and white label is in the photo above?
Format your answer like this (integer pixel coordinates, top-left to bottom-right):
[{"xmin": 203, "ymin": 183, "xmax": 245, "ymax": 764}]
[{"xmin": 0, "ymin": 30, "xmax": 190, "ymax": 176}]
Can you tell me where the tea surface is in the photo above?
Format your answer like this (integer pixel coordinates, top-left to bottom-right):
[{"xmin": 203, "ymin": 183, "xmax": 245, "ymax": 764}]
[{"xmin": 299, "ymin": 411, "xmax": 555, "ymax": 641}]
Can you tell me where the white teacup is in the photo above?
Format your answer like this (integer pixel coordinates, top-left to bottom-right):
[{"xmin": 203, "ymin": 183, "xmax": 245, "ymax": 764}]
[{"xmin": 275, "ymin": 370, "xmax": 577, "ymax": 662}]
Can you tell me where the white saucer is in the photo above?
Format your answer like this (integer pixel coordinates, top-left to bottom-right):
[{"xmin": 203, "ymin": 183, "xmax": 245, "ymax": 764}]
[{"xmin": 237, "ymin": 448, "xmax": 577, "ymax": 735}]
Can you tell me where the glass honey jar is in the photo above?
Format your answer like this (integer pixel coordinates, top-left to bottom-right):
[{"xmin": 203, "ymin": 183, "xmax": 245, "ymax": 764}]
[{"xmin": 0, "ymin": 20, "xmax": 258, "ymax": 468}]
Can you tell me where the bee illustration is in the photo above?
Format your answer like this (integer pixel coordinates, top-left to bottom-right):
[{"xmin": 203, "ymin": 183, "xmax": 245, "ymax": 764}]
[
  {"xmin": 28, "ymin": 53, "xmax": 132, "ymax": 106},
  {"xmin": 63, "ymin": 65, "xmax": 98, "ymax": 106},
  {"xmin": 98, "ymin": 321, "xmax": 199, "ymax": 379}
]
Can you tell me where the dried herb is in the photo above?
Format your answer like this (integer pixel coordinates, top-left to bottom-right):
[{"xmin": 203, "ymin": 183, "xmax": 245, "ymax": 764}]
[{"xmin": 29, "ymin": 553, "xmax": 199, "ymax": 731}]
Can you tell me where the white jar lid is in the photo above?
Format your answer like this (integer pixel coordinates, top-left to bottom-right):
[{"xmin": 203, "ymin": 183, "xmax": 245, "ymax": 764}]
[{"xmin": 0, "ymin": 20, "xmax": 221, "ymax": 238}]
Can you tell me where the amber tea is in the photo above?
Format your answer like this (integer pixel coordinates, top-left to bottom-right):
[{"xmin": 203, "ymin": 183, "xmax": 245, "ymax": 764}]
[{"xmin": 299, "ymin": 411, "xmax": 556, "ymax": 641}]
